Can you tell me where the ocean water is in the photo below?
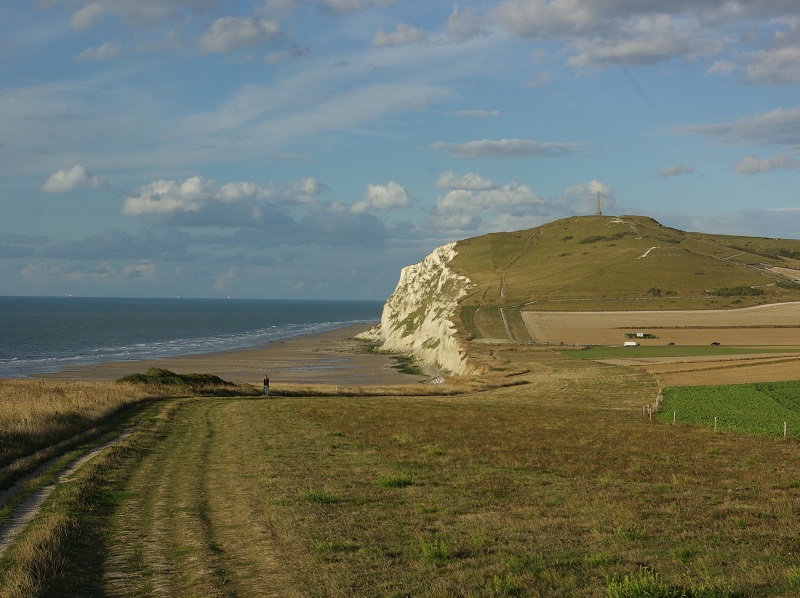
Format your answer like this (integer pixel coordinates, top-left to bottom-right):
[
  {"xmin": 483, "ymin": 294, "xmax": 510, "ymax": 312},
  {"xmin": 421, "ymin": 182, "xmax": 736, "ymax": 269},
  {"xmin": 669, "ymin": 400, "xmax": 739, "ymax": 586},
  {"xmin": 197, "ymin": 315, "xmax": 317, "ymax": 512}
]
[{"xmin": 0, "ymin": 297, "xmax": 383, "ymax": 378}]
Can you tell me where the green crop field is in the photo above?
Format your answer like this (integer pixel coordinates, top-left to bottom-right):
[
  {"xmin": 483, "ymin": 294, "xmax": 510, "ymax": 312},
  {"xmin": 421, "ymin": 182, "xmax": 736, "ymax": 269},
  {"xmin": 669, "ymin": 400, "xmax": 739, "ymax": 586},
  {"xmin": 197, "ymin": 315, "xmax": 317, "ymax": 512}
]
[{"xmin": 656, "ymin": 381, "xmax": 800, "ymax": 438}]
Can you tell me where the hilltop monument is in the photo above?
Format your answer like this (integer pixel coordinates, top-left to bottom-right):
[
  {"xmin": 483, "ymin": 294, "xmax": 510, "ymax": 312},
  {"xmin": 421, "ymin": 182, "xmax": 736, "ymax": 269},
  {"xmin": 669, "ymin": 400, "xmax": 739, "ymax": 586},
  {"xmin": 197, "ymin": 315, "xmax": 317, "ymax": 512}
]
[{"xmin": 596, "ymin": 190, "xmax": 601, "ymax": 216}]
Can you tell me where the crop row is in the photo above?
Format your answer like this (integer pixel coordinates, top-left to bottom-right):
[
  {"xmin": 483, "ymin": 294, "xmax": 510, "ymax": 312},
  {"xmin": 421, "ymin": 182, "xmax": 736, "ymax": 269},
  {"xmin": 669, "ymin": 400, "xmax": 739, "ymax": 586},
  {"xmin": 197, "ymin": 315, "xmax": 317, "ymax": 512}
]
[{"xmin": 656, "ymin": 381, "xmax": 800, "ymax": 438}]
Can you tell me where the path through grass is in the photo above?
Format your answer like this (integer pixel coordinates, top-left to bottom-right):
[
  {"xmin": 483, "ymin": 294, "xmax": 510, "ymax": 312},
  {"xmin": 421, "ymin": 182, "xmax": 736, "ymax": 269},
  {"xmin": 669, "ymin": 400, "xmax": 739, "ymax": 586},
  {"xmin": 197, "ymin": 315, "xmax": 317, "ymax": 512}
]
[{"xmin": 4, "ymin": 352, "xmax": 800, "ymax": 596}]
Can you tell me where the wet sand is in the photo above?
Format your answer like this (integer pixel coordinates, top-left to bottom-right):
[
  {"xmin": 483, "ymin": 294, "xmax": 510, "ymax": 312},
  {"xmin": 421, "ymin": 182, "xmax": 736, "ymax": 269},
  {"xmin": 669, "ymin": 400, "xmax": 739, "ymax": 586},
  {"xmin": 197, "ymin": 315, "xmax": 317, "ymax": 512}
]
[{"xmin": 37, "ymin": 324, "xmax": 424, "ymax": 387}]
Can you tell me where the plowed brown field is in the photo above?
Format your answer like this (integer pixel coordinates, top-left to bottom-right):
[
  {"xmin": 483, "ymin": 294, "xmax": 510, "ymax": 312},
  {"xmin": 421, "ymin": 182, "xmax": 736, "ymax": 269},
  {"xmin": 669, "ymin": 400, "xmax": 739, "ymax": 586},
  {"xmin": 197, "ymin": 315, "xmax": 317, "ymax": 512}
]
[
  {"xmin": 523, "ymin": 302, "xmax": 800, "ymax": 386},
  {"xmin": 521, "ymin": 302, "xmax": 800, "ymax": 347}
]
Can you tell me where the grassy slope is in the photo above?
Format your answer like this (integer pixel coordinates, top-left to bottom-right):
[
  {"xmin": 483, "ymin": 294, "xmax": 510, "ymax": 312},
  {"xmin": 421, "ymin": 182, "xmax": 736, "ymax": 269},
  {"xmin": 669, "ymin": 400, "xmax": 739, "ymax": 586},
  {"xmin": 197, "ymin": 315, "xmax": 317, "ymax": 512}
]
[
  {"xmin": 8, "ymin": 354, "xmax": 800, "ymax": 596},
  {"xmin": 449, "ymin": 215, "xmax": 800, "ymax": 340}
]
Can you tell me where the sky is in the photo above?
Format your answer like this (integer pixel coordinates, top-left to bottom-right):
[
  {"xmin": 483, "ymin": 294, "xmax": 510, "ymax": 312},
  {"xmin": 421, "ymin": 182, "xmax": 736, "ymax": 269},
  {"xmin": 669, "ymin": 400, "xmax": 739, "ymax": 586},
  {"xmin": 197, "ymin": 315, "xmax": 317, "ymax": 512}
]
[{"xmin": 2, "ymin": 0, "xmax": 800, "ymax": 300}]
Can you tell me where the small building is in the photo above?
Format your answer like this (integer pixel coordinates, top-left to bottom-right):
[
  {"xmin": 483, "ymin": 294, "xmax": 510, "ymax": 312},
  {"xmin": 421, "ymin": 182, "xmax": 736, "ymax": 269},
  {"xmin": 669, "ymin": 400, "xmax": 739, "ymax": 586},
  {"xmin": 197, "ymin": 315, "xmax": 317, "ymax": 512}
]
[{"xmin": 624, "ymin": 341, "xmax": 639, "ymax": 347}]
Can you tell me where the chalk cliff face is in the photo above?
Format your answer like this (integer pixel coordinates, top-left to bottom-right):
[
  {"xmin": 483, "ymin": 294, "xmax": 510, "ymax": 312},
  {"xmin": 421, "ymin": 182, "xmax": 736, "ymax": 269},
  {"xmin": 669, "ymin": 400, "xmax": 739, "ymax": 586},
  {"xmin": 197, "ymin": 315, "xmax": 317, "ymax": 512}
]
[{"xmin": 359, "ymin": 242, "xmax": 476, "ymax": 375}]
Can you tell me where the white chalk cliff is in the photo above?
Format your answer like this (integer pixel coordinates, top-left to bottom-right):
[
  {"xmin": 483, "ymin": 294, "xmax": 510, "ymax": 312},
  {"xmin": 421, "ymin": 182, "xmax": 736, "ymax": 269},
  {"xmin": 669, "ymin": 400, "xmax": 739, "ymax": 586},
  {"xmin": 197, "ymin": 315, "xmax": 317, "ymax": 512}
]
[{"xmin": 359, "ymin": 242, "xmax": 476, "ymax": 376}]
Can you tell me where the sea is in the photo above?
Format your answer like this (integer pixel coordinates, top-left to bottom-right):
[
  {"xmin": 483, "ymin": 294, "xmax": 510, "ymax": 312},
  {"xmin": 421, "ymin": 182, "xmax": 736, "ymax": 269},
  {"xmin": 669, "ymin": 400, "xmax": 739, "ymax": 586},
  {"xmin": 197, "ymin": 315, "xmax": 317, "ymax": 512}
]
[{"xmin": 0, "ymin": 296, "xmax": 384, "ymax": 378}]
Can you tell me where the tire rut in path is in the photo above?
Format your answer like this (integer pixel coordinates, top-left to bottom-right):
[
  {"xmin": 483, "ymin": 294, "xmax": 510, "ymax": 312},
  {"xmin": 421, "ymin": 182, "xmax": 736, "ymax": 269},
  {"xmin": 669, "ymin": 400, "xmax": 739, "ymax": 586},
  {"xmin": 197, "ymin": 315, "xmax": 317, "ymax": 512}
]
[
  {"xmin": 0, "ymin": 427, "xmax": 135, "ymax": 559},
  {"xmin": 102, "ymin": 399, "xmax": 293, "ymax": 597}
]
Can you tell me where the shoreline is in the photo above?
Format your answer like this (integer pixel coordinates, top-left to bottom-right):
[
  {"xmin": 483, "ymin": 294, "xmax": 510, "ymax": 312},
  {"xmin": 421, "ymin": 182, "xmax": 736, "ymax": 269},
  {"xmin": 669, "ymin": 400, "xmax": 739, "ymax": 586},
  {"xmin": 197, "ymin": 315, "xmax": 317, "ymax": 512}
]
[{"xmin": 35, "ymin": 323, "xmax": 423, "ymax": 387}]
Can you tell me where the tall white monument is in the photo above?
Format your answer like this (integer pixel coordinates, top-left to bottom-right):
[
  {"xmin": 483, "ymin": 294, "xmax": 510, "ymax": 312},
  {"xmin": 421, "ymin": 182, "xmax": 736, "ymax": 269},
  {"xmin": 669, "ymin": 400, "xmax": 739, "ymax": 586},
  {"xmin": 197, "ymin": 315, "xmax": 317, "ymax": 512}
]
[{"xmin": 596, "ymin": 190, "xmax": 601, "ymax": 216}]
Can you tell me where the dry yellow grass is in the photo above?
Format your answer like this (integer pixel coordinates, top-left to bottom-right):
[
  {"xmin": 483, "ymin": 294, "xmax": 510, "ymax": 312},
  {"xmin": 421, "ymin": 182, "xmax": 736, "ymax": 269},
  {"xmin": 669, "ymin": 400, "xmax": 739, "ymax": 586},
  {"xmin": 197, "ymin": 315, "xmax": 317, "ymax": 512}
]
[{"xmin": 0, "ymin": 379, "xmax": 151, "ymax": 464}]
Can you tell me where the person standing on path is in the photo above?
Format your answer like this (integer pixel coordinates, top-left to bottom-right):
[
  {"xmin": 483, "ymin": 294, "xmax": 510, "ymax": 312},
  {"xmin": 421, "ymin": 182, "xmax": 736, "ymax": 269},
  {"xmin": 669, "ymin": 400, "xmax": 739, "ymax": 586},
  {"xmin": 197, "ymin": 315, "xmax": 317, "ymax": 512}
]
[{"xmin": 263, "ymin": 374, "xmax": 270, "ymax": 397}]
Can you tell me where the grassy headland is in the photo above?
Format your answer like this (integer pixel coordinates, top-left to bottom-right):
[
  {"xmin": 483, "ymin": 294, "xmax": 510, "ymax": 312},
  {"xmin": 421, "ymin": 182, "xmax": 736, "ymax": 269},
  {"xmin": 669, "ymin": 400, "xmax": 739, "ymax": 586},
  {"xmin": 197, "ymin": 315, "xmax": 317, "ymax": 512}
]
[{"xmin": 450, "ymin": 215, "xmax": 800, "ymax": 340}]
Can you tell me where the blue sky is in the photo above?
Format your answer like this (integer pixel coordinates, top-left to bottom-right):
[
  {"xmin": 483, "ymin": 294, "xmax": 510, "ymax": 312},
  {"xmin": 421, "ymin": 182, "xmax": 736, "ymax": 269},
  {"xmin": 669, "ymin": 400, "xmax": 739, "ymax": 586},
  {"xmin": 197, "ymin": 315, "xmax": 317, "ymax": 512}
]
[{"xmin": 2, "ymin": 0, "xmax": 800, "ymax": 300}]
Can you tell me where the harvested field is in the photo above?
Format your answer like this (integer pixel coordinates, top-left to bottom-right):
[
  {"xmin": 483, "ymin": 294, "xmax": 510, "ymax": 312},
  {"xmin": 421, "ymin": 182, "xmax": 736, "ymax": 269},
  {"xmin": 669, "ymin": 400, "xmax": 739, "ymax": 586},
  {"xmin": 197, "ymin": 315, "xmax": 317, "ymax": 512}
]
[
  {"xmin": 617, "ymin": 353, "xmax": 800, "ymax": 387},
  {"xmin": 521, "ymin": 301, "xmax": 800, "ymax": 347}
]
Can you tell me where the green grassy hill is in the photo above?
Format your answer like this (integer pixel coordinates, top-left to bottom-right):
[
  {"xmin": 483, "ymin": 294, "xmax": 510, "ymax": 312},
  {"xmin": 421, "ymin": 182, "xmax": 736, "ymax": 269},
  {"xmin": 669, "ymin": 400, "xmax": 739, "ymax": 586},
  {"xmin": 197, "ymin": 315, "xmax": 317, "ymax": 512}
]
[{"xmin": 450, "ymin": 215, "xmax": 800, "ymax": 340}]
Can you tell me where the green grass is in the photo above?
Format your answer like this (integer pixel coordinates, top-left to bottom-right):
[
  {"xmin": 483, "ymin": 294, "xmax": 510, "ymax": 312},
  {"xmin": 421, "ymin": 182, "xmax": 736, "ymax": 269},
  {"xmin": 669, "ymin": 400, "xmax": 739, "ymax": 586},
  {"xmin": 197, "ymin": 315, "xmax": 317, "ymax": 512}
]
[
  {"xmin": 448, "ymin": 215, "xmax": 800, "ymax": 339},
  {"xmin": 7, "ymin": 352, "xmax": 800, "ymax": 596},
  {"xmin": 565, "ymin": 346, "xmax": 800, "ymax": 360},
  {"xmin": 656, "ymin": 380, "xmax": 800, "ymax": 438}
]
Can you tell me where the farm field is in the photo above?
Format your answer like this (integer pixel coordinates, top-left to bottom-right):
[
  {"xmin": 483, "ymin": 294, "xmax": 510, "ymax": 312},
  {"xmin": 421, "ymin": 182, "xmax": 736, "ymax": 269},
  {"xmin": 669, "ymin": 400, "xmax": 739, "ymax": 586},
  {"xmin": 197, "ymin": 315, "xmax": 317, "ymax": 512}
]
[
  {"xmin": 4, "ymin": 351, "xmax": 800, "ymax": 596},
  {"xmin": 521, "ymin": 301, "xmax": 800, "ymax": 347},
  {"xmin": 656, "ymin": 381, "xmax": 800, "ymax": 439}
]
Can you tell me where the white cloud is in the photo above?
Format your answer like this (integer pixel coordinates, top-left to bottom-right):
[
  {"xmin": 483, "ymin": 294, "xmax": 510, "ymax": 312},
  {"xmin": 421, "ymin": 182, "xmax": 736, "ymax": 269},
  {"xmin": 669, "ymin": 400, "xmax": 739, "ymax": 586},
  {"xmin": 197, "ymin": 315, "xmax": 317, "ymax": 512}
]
[
  {"xmin": 435, "ymin": 171, "xmax": 495, "ymax": 191},
  {"xmin": 322, "ymin": 0, "xmax": 395, "ymax": 14},
  {"xmin": 430, "ymin": 175, "xmax": 552, "ymax": 233},
  {"xmin": 657, "ymin": 164, "xmax": 695, "ymax": 177},
  {"xmin": 447, "ymin": 4, "xmax": 485, "ymax": 43},
  {"xmin": 374, "ymin": 23, "xmax": 424, "ymax": 47},
  {"xmin": 567, "ymin": 14, "xmax": 719, "ymax": 69},
  {"xmin": 77, "ymin": 41, "xmax": 121, "ymax": 62},
  {"xmin": 489, "ymin": 1, "xmax": 800, "ymax": 83},
  {"xmin": 351, "ymin": 181, "xmax": 414, "ymax": 213},
  {"xmin": 707, "ymin": 60, "xmax": 736, "ymax": 77},
  {"xmin": 744, "ymin": 46, "xmax": 800, "ymax": 86},
  {"xmin": 68, "ymin": 0, "xmax": 217, "ymax": 28},
  {"xmin": 732, "ymin": 154, "xmax": 800, "ymax": 174},
  {"xmin": 677, "ymin": 107, "xmax": 800, "ymax": 148},
  {"xmin": 70, "ymin": 3, "xmax": 107, "ymax": 30},
  {"xmin": 455, "ymin": 109, "xmax": 500, "ymax": 117},
  {"xmin": 42, "ymin": 165, "xmax": 105, "ymax": 193},
  {"xmin": 121, "ymin": 176, "xmax": 275, "ymax": 217},
  {"xmin": 288, "ymin": 177, "xmax": 329, "ymax": 197},
  {"xmin": 430, "ymin": 138, "xmax": 586, "ymax": 158},
  {"xmin": 563, "ymin": 179, "xmax": 615, "ymax": 214},
  {"xmin": 200, "ymin": 16, "xmax": 281, "ymax": 53}
]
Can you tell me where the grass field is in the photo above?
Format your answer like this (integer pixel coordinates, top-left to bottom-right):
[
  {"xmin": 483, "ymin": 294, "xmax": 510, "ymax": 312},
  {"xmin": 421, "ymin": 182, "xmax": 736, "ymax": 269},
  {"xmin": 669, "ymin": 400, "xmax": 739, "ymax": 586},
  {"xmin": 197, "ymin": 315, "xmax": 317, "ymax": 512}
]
[
  {"xmin": 4, "ymin": 351, "xmax": 800, "ymax": 596},
  {"xmin": 656, "ymin": 381, "xmax": 800, "ymax": 439}
]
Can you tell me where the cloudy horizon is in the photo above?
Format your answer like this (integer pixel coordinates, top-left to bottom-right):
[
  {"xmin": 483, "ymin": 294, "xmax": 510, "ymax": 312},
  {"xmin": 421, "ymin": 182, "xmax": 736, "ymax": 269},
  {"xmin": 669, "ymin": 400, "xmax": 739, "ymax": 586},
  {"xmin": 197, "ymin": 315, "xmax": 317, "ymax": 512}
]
[{"xmin": 3, "ymin": 1, "xmax": 800, "ymax": 299}]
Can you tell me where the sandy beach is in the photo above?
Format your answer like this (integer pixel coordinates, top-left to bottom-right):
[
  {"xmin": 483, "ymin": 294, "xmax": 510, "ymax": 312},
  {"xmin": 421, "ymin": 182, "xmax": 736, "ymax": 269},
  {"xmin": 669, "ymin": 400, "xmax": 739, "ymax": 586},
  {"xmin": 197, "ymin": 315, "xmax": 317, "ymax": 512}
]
[{"xmin": 37, "ymin": 324, "xmax": 424, "ymax": 387}]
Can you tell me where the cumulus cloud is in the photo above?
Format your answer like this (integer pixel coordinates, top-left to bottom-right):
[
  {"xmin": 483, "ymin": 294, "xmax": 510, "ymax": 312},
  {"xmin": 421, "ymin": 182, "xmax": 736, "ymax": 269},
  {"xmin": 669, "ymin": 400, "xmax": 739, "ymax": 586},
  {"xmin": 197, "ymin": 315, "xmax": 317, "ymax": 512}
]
[
  {"xmin": 676, "ymin": 107, "xmax": 800, "ymax": 148},
  {"xmin": 567, "ymin": 15, "xmax": 720, "ymax": 70},
  {"xmin": 744, "ymin": 46, "xmax": 800, "ymax": 85},
  {"xmin": 200, "ymin": 16, "xmax": 281, "ymax": 53},
  {"xmin": 69, "ymin": 0, "xmax": 216, "ymax": 29},
  {"xmin": 69, "ymin": 3, "xmax": 107, "ymax": 30},
  {"xmin": 488, "ymin": 1, "xmax": 800, "ymax": 83},
  {"xmin": 658, "ymin": 164, "xmax": 695, "ymax": 177},
  {"xmin": 455, "ymin": 109, "xmax": 500, "ymax": 117},
  {"xmin": 447, "ymin": 4, "xmax": 485, "ymax": 43},
  {"xmin": 561, "ymin": 179, "xmax": 616, "ymax": 215},
  {"xmin": 707, "ymin": 60, "xmax": 736, "ymax": 77},
  {"xmin": 430, "ymin": 174, "xmax": 551, "ymax": 233},
  {"xmin": 732, "ymin": 154, "xmax": 800, "ymax": 174},
  {"xmin": 322, "ymin": 0, "xmax": 395, "ymax": 14},
  {"xmin": 287, "ymin": 177, "xmax": 329, "ymax": 197},
  {"xmin": 77, "ymin": 41, "xmax": 121, "ymax": 62},
  {"xmin": 121, "ymin": 176, "xmax": 276, "ymax": 220},
  {"xmin": 351, "ymin": 181, "xmax": 414, "ymax": 213},
  {"xmin": 374, "ymin": 23, "xmax": 424, "ymax": 47},
  {"xmin": 435, "ymin": 171, "xmax": 495, "ymax": 191},
  {"xmin": 42, "ymin": 165, "xmax": 105, "ymax": 193},
  {"xmin": 429, "ymin": 138, "xmax": 586, "ymax": 159}
]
